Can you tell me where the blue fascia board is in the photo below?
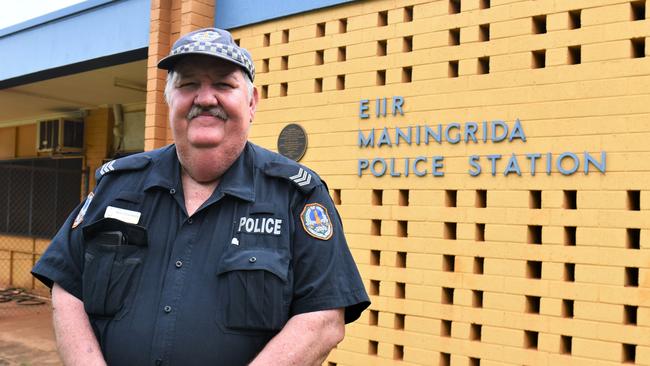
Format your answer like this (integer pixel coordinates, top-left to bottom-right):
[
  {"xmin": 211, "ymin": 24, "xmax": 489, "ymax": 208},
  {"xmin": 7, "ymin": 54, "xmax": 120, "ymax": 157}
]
[
  {"xmin": 0, "ymin": 0, "xmax": 115, "ymax": 38},
  {"xmin": 215, "ymin": 0, "xmax": 356, "ymax": 30},
  {"xmin": 0, "ymin": 0, "xmax": 150, "ymax": 83}
]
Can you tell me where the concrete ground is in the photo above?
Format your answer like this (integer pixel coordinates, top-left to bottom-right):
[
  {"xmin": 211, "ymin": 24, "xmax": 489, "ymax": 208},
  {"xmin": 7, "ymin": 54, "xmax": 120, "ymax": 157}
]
[{"xmin": 0, "ymin": 299, "xmax": 61, "ymax": 366}]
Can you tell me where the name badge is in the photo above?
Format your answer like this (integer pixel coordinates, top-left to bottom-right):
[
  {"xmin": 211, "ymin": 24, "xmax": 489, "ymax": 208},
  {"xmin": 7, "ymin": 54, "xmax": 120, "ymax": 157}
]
[{"xmin": 104, "ymin": 206, "xmax": 141, "ymax": 224}]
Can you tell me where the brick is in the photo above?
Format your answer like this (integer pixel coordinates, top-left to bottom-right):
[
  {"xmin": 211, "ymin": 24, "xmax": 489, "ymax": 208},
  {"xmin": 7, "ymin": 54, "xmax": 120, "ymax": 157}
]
[
  {"xmin": 575, "ymin": 264, "xmax": 625, "ymax": 286},
  {"xmin": 481, "ymin": 326, "xmax": 524, "ymax": 348},
  {"xmin": 572, "ymin": 337, "xmax": 622, "ymax": 362},
  {"xmin": 574, "ymin": 300, "xmax": 624, "ymax": 323},
  {"xmin": 582, "ymin": 3, "xmax": 630, "ymax": 26}
]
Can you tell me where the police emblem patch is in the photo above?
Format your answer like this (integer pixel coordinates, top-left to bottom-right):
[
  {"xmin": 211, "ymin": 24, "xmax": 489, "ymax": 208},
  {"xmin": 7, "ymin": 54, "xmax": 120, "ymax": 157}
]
[
  {"xmin": 190, "ymin": 30, "xmax": 221, "ymax": 42},
  {"xmin": 72, "ymin": 192, "xmax": 94, "ymax": 229},
  {"xmin": 300, "ymin": 203, "xmax": 333, "ymax": 240}
]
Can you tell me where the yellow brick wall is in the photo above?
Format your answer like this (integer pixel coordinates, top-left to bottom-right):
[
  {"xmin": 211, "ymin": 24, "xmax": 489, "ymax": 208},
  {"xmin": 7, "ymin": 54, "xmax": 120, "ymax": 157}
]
[
  {"xmin": 85, "ymin": 107, "xmax": 114, "ymax": 189},
  {"xmin": 232, "ymin": 0, "xmax": 650, "ymax": 365}
]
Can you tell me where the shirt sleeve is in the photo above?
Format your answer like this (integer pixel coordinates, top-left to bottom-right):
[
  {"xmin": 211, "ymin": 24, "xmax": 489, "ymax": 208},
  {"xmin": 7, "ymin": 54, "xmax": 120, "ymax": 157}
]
[
  {"xmin": 289, "ymin": 184, "xmax": 370, "ymax": 323},
  {"xmin": 31, "ymin": 197, "xmax": 88, "ymax": 300}
]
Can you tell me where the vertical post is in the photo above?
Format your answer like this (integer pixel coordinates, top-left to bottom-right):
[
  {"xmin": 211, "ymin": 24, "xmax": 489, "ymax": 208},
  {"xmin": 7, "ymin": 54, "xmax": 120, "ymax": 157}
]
[
  {"xmin": 145, "ymin": 0, "xmax": 174, "ymax": 151},
  {"xmin": 8, "ymin": 251, "xmax": 13, "ymax": 287},
  {"xmin": 145, "ymin": 0, "xmax": 216, "ymax": 151}
]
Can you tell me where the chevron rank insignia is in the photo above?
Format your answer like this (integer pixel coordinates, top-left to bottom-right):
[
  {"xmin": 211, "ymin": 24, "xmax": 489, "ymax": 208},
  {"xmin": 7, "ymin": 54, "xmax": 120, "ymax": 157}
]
[
  {"xmin": 289, "ymin": 168, "xmax": 312, "ymax": 186},
  {"xmin": 99, "ymin": 160, "xmax": 116, "ymax": 175},
  {"xmin": 95, "ymin": 154, "xmax": 151, "ymax": 183},
  {"xmin": 263, "ymin": 161, "xmax": 320, "ymax": 194},
  {"xmin": 300, "ymin": 203, "xmax": 333, "ymax": 240}
]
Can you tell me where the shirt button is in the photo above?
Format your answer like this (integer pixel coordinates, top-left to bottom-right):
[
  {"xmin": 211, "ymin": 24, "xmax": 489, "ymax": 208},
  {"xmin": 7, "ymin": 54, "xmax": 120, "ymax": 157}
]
[
  {"xmin": 163, "ymin": 305, "xmax": 172, "ymax": 313},
  {"xmin": 175, "ymin": 260, "xmax": 183, "ymax": 268},
  {"xmin": 169, "ymin": 188, "xmax": 176, "ymax": 195},
  {"xmin": 249, "ymin": 257, "xmax": 257, "ymax": 263},
  {"xmin": 188, "ymin": 218, "xmax": 193, "ymax": 224}
]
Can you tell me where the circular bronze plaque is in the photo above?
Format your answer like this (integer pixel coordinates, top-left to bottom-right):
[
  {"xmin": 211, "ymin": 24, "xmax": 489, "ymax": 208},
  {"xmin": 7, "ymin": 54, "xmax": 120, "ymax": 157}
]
[{"xmin": 277, "ymin": 123, "xmax": 308, "ymax": 161}]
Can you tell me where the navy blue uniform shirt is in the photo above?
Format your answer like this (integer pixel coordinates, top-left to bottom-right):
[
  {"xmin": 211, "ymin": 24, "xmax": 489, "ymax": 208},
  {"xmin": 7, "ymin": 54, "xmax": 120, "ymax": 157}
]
[{"xmin": 32, "ymin": 142, "xmax": 369, "ymax": 366}]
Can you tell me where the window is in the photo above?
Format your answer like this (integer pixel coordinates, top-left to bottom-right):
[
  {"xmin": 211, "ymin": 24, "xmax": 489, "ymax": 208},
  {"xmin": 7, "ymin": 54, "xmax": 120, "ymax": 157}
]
[
  {"xmin": 478, "ymin": 57, "xmax": 490, "ymax": 74},
  {"xmin": 631, "ymin": 0, "xmax": 646, "ymax": 20},
  {"xmin": 568, "ymin": 45, "xmax": 581, "ymax": 64},
  {"xmin": 449, "ymin": 60, "xmax": 459, "ymax": 77},
  {"xmin": 569, "ymin": 10, "xmax": 581, "ymax": 29},
  {"xmin": 449, "ymin": 0, "xmax": 461, "ymax": 14},
  {"xmin": 377, "ymin": 40, "xmax": 387, "ymax": 56},
  {"xmin": 632, "ymin": 37, "xmax": 646, "ymax": 58},
  {"xmin": 339, "ymin": 18, "xmax": 348, "ymax": 33},
  {"xmin": 449, "ymin": 28, "xmax": 460, "ymax": 45},
  {"xmin": 314, "ymin": 78, "xmax": 323, "ymax": 93},
  {"xmin": 377, "ymin": 70, "xmax": 386, "ymax": 85},
  {"xmin": 533, "ymin": 15, "xmax": 547, "ymax": 34},
  {"xmin": 378, "ymin": 11, "xmax": 388, "ymax": 26},
  {"xmin": 403, "ymin": 36, "xmax": 413, "ymax": 52},
  {"xmin": 316, "ymin": 22, "xmax": 325, "ymax": 37},
  {"xmin": 402, "ymin": 67, "xmax": 412, "ymax": 83},
  {"xmin": 404, "ymin": 6, "xmax": 414, "ymax": 22},
  {"xmin": 480, "ymin": 24, "xmax": 490, "ymax": 41},
  {"xmin": 532, "ymin": 49, "xmax": 546, "ymax": 68}
]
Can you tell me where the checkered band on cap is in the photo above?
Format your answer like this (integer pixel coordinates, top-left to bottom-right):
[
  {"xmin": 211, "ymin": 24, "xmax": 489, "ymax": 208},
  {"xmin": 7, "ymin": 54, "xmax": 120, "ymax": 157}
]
[
  {"xmin": 170, "ymin": 41, "xmax": 255, "ymax": 80},
  {"xmin": 158, "ymin": 28, "xmax": 256, "ymax": 81}
]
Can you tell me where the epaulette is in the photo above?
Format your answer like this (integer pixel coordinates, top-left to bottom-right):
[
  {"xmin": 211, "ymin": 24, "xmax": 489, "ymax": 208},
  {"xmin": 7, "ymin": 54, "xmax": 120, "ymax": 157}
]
[
  {"xmin": 263, "ymin": 161, "xmax": 321, "ymax": 194},
  {"xmin": 95, "ymin": 154, "xmax": 152, "ymax": 183}
]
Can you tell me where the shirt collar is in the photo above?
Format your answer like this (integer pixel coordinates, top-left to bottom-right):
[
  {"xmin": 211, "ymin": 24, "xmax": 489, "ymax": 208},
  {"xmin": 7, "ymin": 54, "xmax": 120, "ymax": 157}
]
[
  {"xmin": 214, "ymin": 142, "xmax": 256, "ymax": 202},
  {"xmin": 142, "ymin": 143, "xmax": 255, "ymax": 203},
  {"xmin": 142, "ymin": 144, "xmax": 179, "ymax": 192}
]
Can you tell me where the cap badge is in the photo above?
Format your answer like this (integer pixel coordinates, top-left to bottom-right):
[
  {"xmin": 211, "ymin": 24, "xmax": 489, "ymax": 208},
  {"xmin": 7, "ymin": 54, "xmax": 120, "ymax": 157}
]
[
  {"xmin": 190, "ymin": 30, "xmax": 221, "ymax": 42},
  {"xmin": 300, "ymin": 203, "xmax": 333, "ymax": 240}
]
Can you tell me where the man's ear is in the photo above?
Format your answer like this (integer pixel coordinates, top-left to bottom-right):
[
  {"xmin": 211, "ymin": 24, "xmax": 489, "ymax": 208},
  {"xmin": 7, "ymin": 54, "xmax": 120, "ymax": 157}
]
[{"xmin": 249, "ymin": 86, "xmax": 260, "ymax": 121}]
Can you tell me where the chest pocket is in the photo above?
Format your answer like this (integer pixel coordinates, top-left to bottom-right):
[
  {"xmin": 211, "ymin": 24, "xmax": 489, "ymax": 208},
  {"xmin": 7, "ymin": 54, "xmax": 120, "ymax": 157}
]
[
  {"xmin": 216, "ymin": 248, "xmax": 289, "ymax": 332},
  {"xmin": 82, "ymin": 218, "xmax": 148, "ymax": 318},
  {"xmin": 236, "ymin": 203, "xmax": 287, "ymax": 249}
]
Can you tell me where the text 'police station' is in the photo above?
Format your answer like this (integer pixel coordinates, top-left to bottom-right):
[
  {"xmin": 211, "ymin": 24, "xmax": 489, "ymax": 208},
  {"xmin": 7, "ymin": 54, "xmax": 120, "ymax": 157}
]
[{"xmin": 356, "ymin": 97, "xmax": 606, "ymax": 178}]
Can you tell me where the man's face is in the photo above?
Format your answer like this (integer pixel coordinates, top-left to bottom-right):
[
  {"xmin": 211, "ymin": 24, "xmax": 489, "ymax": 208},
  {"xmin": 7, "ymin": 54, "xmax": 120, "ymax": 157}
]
[{"xmin": 168, "ymin": 55, "xmax": 257, "ymax": 160}]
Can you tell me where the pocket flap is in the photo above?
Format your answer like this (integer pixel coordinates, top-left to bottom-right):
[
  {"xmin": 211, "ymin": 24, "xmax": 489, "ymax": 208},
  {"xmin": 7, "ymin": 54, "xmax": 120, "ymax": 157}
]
[
  {"xmin": 83, "ymin": 218, "xmax": 148, "ymax": 247},
  {"xmin": 249, "ymin": 203, "xmax": 276, "ymax": 215},
  {"xmin": 217, "ymin": 249, "xmax": 288, "ymax": 282},
  {"xmin": 114, "ymin": 191, "xmax": 144, "ymax": 203}
]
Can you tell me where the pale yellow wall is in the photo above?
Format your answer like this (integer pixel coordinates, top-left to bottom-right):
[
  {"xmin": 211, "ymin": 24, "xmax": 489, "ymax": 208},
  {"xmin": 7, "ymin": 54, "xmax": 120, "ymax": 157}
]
[
  {"xmin": 232, "ymin": 0, "xmax": 650, "ymax": 365},
  {"xmin": 0, "ymin": 127, "xmax": 16, "ymax": 159},
  {"xmin": 16, "ymin": 124, "xmax": 36, "ymax": 158}
]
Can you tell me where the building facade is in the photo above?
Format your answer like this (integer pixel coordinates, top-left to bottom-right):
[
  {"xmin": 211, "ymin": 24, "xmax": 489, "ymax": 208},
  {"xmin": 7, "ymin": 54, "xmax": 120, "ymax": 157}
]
[{"xmin": 0, "ymin": 0, "xmax": 649, "ymax": 364}]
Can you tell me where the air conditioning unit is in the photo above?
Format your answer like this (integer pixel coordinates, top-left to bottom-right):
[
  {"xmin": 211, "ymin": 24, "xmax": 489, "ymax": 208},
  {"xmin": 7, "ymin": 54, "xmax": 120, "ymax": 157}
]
[{"xmin": 37, "ymin": 118, "xmax": 84, "ymax": 154}]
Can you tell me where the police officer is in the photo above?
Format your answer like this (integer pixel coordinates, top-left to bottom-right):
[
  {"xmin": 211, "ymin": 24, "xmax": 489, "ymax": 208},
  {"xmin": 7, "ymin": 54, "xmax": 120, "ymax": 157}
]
[{"xmin": 32, "ymin": 28, "xmax": 369, "ymax": 366}]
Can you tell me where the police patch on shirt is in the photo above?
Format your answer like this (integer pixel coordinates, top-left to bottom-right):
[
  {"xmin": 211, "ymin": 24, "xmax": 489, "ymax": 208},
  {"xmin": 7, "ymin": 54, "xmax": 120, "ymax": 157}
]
[
  {"xmin": 300, "ymin": 203, "xmax": 333, "ymax": 240},
  {"xmin": 72, "ymin": 192, "xmax": 94, "ymax": 229}
]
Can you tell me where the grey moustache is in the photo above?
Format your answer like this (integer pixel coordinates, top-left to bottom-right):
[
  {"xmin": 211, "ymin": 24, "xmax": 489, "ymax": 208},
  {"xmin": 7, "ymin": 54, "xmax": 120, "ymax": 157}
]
[{"xmin": 187, "ymin": 105, "xmax": 229, "ymax": 121}]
